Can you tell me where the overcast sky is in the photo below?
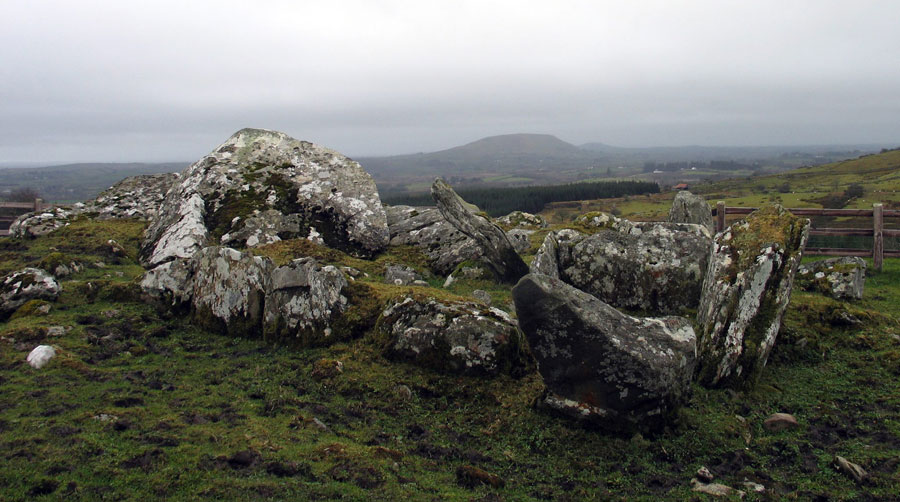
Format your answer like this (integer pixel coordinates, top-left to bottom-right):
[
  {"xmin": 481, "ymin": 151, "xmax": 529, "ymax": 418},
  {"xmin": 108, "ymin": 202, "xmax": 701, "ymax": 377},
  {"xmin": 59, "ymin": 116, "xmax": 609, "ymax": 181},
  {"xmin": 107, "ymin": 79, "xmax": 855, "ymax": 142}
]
[{"xmin": 2, "ymin": 0, "xmax": 899, "ymax": 163}]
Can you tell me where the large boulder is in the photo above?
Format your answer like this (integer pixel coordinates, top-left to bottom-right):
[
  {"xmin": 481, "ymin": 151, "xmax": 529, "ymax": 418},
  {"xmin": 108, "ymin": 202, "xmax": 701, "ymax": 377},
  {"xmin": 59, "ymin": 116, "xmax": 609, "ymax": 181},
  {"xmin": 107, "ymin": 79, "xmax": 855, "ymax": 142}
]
[
  {"xmin": 495, "ymin": 211, "xmax": 547, "ymax": 230},
  {"xmin": 512, "ymin": 274, "xmax": 697, "ymax": 431},
  {"xmin": 190, "ymin": 247, "xmax": 272, "ymax": 337},
  {"xmin": 431, "ymin": 179, "xmax": 528, "ymax": 283},
  {"xmin": 384, "ymin": 205, "xmax": 482, "ymax": 276},
  {"xmin": 696, "ymin": 205, "xmax": 810, "ymax": 388},
  {"xmin": 0, "ymin": 268, "xmax": 61, "ymax": 320},
  {"xmin": 553, "ymin": 219, "xmax": 712, "ymax": 315},
  {"xmin": 141, "ymin": 128, "xmax": 388, "ymax": 267},
  {"xmin": 796, "ymin": 257, "xmax": 866, "ymax": 300},
  {"xmin": 263, "ymin": 257, "xmax": 348, "ymax": 344},
  {"xmin": 668, "ymin": 191, "xmax": 714, "ymax": 231},
  {"xmin": 378, "ymin": 296, "xmax": 528, "ymax": 376},
  {"xmin": 9, "ymin": 173, "xmax": 179, "ymax": 238}
]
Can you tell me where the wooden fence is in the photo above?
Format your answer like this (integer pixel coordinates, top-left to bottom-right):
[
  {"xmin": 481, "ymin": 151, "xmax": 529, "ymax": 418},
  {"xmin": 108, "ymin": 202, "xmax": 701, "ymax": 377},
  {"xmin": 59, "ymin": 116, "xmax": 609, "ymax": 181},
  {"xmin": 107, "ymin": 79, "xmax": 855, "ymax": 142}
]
[
  {"xmin": 0, "ymin": 199, "xmax": 44, "ymax": 236},
  {"xmin": 714, "ymin": 202, "xmax": 900, "ymax": 271}
]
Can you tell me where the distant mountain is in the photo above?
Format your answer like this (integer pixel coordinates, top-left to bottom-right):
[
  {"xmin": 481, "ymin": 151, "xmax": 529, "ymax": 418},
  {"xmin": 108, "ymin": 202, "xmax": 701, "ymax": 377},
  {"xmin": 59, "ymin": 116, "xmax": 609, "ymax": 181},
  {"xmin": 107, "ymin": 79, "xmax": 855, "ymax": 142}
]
[
  {"xmin": 441, "ymin": 133, "xmax": 584, "ymax": 158},
  {"xmin": 0, "ymin": 162, "xmax": 186, "ymax": 203}
]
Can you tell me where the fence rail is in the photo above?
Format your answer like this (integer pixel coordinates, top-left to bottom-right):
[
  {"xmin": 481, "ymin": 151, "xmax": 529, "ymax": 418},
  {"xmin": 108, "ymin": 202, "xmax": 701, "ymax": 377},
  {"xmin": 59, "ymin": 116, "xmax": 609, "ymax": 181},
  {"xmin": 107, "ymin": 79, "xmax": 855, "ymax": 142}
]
[
  {"xmin": 0, "ymin": 199, "xmax": 44, "ymax": 236},
  {"xmin": 714, "ymin": 202, "xmax": 895, "ymax": 271}
]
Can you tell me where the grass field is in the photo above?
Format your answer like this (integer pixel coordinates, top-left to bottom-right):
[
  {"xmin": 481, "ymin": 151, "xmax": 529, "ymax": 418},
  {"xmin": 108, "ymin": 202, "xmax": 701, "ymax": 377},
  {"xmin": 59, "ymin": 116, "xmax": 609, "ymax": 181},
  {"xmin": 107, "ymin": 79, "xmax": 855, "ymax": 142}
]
[{"xmin": 1, "ymin": 215, "xmax": 899, "ymax": 500}]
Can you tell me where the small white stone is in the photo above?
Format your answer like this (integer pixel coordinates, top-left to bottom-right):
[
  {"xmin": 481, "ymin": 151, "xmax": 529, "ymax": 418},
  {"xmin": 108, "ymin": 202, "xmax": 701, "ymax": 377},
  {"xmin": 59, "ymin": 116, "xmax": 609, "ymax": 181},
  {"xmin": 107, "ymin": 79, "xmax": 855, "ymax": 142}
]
[{"xmin": 26, "ymin": 345, "xmax": 56, "ymax": 369}]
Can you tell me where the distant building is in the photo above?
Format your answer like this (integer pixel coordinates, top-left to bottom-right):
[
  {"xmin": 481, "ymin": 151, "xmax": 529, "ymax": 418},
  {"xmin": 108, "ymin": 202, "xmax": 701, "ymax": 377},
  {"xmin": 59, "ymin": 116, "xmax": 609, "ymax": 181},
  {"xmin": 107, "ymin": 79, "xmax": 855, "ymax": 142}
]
[{"xmin": 674, "ymin": 183, "xmax": 689, "ymax": 190}]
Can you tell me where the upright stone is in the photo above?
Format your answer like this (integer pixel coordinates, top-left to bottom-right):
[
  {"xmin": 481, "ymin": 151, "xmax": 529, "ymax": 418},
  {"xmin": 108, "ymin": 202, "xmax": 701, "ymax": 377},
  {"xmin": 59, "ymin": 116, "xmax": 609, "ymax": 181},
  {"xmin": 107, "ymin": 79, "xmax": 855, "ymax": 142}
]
[
  {"xmin": 512, "ymin": 274, "xmax": 697, "ymax": 431},
  {"xmin": 190, "ymin": 247, "xmax": 272, "ymax": 337},
  {"xmin": 668, "ymin": 191, "xmax": 714, "ymax": 232},
  {"xmin": 431, "ymin": 178, "xmax": 528, "ymax": 283},
  {"xmin": 696, "ymin": 205, "xmax": 809, "ymax": 387},
  {"xmin": 263, "ymin": 257, "xmax": 348, "ymax": 344},
  {"xmin": 530, "ymin": 232, "xmax": 561, "ymax": 278}
]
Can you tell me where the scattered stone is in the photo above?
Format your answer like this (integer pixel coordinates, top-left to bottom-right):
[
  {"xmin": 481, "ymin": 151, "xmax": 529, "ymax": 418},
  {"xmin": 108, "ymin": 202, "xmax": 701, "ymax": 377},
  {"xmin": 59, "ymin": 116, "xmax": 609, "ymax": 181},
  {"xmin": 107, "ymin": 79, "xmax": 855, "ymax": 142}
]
[
  {"xmin": 46, "ymin": 326, "xmax": 67, "ymax": 337},
  {"xmin": 742, "ymin": 480, "xmax": 765, "ymax": 493},
  {"xmin": 385, "ymin": 205, "xmax": 483, "ymax": 276},
  {"xmin": 431, "ymin": 178, "xmax": 528, "ymax": 283},
  {"xmin": 668, "ymin": 191, "xmax": 714, "ymax": 231},
  {"xmin": 412, "ymin": 280, "xmax": 429, "ymax": 287},
  {"xmin": 472, "ymin": 289, "xmax": 491, "ymax": 305},
  {"xmin": 834, "ymin": 455, "xmax": 867, "ymax": 483},
  {"xmin": 312, "ymin": 417, "xmax": 329, "ymax": 432},
  {"xmin": 558, "ymin": 220, "xmax": 712, "ymax": 314},
  {"xmin": 763, "ymin": 412, "xmax": 799, "ymax": 432},
  {"xmin": 93, "ymin": 414, "xmax": 119, "ymax": 422},
  {"xmin": 696, "ymin": 466, "xmax": 714, "ymax": 483},
  {"xmin": 9, "ymin": 207, "xmax": 76, "ymax": 238},
  {"xmin": 456, "ymin": 465, "xmax": 505, "ymax": 489},
  {"xmin": 460, "ymin": 266, "xmax": 487, "ymax": 280},
  {"xmin": 26, "ymin": 345, "xmax": 56, "ymax": 369},
  {"xmin": 141, "ymin": 128, "xmax": 388, "ymax": 266},
  {"xmin": 102, "ymin": 309, "xmax": 120, "ymax": 318},
  {"xmin": 796, "ymin": 257, "xmax": 866, "ymax": 300},
  {"xmin": 93, "ymin": 262, "xmax": 106, "ymax": 269},
  {"xmin": 263, "ymin": 257, "xmax": 348, "ymax": 343},
  {"xmin": 384, "ymin": 265, "xmax": 423, "ymax": 286},
  {"xmin": 690, "ymin": 479, "xmax": 745, "ymax": 498},
  {"xmin": 512, "ymin": 274, "xmax": 697, "ymax": 431},
  {"xmin": 379, "ymin": 296, "xmax": 527, "ymax": 376},
  {"xmin": 696, "ymin": 205, "xmax": 810, "ymax": 387},
  {"xmin": 394, "ymin": 384, "xmax": 413, "ymax": 401},
  {"xmin": 495, "ymin": 210, "xmax": 547, "ymax": 229},
  {"xmin": 0, "ymin": 268, "xmax": 61, "ymax": 320},
  {"xmin": 506, "ymin": 228, "xmax": 534, "ymax": 253},
  {"xmin": 443, "ymin": 274, "xmax": 456, "ymax": 288}
]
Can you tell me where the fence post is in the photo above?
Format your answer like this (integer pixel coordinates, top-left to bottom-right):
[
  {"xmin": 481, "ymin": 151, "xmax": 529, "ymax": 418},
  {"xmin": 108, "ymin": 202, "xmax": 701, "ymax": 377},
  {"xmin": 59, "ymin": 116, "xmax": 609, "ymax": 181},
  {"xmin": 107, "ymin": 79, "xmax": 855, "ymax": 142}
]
[
  {"xmin": 716, "ymin": 201, "xmax": 726, "ymax": 233},
  {"xmin": 873, "ymin": 203, "xmax": 883, "ymax": 272},
  {"xmin": 33, "ymin": 198, "xmax": 43, "ymax": 212}
]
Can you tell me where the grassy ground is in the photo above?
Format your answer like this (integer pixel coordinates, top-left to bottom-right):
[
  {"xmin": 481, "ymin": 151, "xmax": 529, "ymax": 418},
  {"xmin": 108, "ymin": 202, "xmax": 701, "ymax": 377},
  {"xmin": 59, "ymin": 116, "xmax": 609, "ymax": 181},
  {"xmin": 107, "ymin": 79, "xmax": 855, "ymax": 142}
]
[{"xmin": 1, "ymin": 216, "xmax": 899, "ymax": 500}]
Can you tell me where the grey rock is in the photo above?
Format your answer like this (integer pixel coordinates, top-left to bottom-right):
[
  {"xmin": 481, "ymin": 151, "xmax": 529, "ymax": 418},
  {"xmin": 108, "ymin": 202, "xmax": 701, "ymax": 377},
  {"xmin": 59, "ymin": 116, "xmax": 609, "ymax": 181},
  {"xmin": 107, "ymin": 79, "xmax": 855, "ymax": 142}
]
[
  {"xmin": 506, "ymin": 228, "xmax": 535, "ymax": 253},
  {"xmin": 696, "ymin": 466, "xmax": 714, "ymax": 483},
  {"xmin": 0, "ymin": 268, "xmax": 61, "ymax": 320},
  {"xmin": 26, "ymin": 345, "xmax": 56, "ymax": 369},
  {"xmin": 696, "ymin": 204, "xmax": 810, "ymax": 387},
  {"xmin": 263, "ymin": 257, "xmax": 348, "ymax": 342},
  {"xmin": 379, "ymin": 296, "xmax": 527, "ymax": 376},
  {"xmin": 384, "ymin": 205, "xmax": 482, "ymax": 275},
  {"xmin": 559, "ymin": 221, "xmax": 712, "ymax": 315},
  {"xmin": 512, "ymin": 274, "xmax": 697, "ymax": 431},
  {"xmin": 834, "ymin": 455, "xmax": 867, "ymax": 483},
  {"xmin": 431, "ymin": 178, "xmax": 528, "ymax": 283},
  {"xmin": 46, "ymin": 326, "xmax": 67, "ymax": 337},
  {"xmin": 384, "ymin": 264, "xmax": 423, "ymax": 286},
  {"xmin": 668, "ymin": 191, "xmax": 714, "ymax": 231},
  {"xmin": 573, "ymin": 211, "xmax": 636, "ymax": 233},
  {"xmin": 690, "ymin": 479, "xmax": 745, "ymax": 498},
  {"xmin": 220, "ymin": 209, "xmax": 305, "ymax": 248},
  {"xmin": 141, "ymin": 128, "xmax": 388, "ymax": 267},
  {"xmin": 495, "ymin": 211, "xmax": 547, "ymax": 229},
  {"xmin": 763, "ymin": 412, "xmax": 799, "ymax": 432},
  {"xmin": 472, "ymin": 289, "xmax": 492, "ymax": 305},
  {"xmin": 9, "ymin": 207, "xmax": 75, "ymax": 238},
  {"xmin": 140, "ymin": 257, "xmax": 197, "ymax": 307},
  {"xmin": 191, "ymin": 247, "xmax": 272, "ymax": 337},
  {"xmin": 796, "ymin": 256, "xmax": 866, "ymax": 300},
  {"xmin": 530, "ymin": 232, "xmax": 560, "ymax": 278}
]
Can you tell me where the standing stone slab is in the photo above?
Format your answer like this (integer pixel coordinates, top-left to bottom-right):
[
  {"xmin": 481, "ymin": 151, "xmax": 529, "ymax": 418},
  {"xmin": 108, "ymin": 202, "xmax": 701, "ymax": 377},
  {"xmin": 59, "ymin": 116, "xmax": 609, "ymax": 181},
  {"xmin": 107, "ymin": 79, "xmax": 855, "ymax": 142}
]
[
  {"xmin": 796, "ymin": 257, "xmax": 866, "ymax": 300},
  {"xmin": 379, "ymin": 296, "xmax": 528, "ymax": 376},
  {"xmin": 696, "ymin": 205, "xmax": 810, "ymax": 387},
  {"xmin": 530, "ymin": 232, "xmax": 561, "ymax": 278},
  {"xmin": 431, "ymin": 179, "xmax": 528, "ymax": 283},
  {"xmin": 141, "ymin": 128, "xmax": 388, "ymax": 267},
  {"xmin": 512, "ymin": 274, "xmax": 697, "ymax": 431},
  {"xmin": 263, "ymin": 257, "xmax": 348, "ymax": 344},
  {"xmin": 191, "ymin": 247, "xmax": 272, "ymax": 337},
  {"xmin": 668, "ymin": 191, "xmax": 714, "ymax": 232}
]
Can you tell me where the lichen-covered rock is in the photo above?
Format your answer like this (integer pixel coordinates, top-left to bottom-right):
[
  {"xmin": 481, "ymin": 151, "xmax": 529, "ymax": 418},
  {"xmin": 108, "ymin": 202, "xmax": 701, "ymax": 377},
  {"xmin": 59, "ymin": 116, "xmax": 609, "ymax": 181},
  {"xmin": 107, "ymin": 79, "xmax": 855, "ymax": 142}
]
[
  {"xmin": 506, "ymin": 228, "xmax": 535, "ymax": 253},
  {"xmin": 696, "ymin": 205, "xmax": 810, "ymax": 387},
  {"xmin": 668, "ymin": 191, "xmax": 714, "ymax": 231},
  {"xmin": 384, "ymin": 205, "xmax": 482, "ymax": 276},
  {"xmin": 796, "ymin": 257, "xmax": 866, "ymax": 300},
  {"xmin": 141, "ymin": 128, "xmax": 388, "ymax": 267},
  {"xmin": 0, "ymin": 268, "xmax": 61, "ymax": 320},
  {"xmin": 384, "ymin": 264, "xmax": 423, "ymax": 286},
  {"xmin": 379, "ymin": 296, "xmax": 528, "ymax": 376},
  {"xmin": 558, "ymin": 222, "xmax": 712, "ymax": 315},
  {"xmin": 531, "ymin": 232, "xmax": 561, "ymax": 278},
  {"xmin": 9, "ymin": 174, "xmax": 179, "ymax": 238},
  {"xmin": 431, "ymin": 179, "xmax": 528, "ymax": 283},
  {"xmin": 495, "ymin": 211, "xmax": 547, "ymax": 230},
  {"xmin": 573, "ymin": 211, "xmax": 636, "ymax": 233},
  {"xmin": 512, "ymin": 274, "xmax": 697, "ymax": 431},
  {"xmin": 190, "ymin": 247, "xmax": 272, "ymax": 337},
  {"xmin": 263, "ymin": 257, "xmax": 348, "ymax": 343},
  {"xmin": 27, "ymin": 345, "xmax": 56, "ymax": 369},
  {"xmin": 139, "ymin": 257, "xmax": 197, "ymax": 307}
]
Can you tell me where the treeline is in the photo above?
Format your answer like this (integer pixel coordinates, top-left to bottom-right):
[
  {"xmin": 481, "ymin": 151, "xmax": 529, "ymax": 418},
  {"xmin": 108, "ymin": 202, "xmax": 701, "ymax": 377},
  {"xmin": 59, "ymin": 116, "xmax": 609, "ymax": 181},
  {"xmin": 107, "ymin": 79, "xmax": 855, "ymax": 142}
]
[
  {"xmin": 382, "ymin": 180, "xmax": 659, "ymax": 216},
  {"xmin": 642, "ymin": 160, "xmax": 762, "ymax": 172}
]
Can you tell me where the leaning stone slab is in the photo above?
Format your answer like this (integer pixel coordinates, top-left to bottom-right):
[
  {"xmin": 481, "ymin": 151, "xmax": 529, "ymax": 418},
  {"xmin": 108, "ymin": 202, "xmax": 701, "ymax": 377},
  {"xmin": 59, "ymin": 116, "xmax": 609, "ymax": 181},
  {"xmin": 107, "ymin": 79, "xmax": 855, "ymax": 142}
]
[
  {"xmin": 0, "ymin": 268, "xmax": 61, "ymax": 320},
  {"xmin": 668, "ymin": 191, "xmax": 714, "ymax": 232},
  {"xmin": 263, "ymin": 257, "xmax": 348, "ymax": 344},
  {"xmin": 796, "ymin": 257, "xmax": 865, "ymax": 300},
  {"xmin": 696, "ymin": 204, "xmax": 810, "ymax": 387},
  {"xmin": 530, "ymin": 232, "xmax": 561, "ymax": 278},
  {"xmin": 431, "ymin": 179, "xmax": 528, "ymax": 283},
  {"xmin": 378, "ymin": 296, "xmax": 528, "ymax": 376},
  {"xmin": 512, "ymin": 274, "xmax": 697, "ymax": 431}
]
